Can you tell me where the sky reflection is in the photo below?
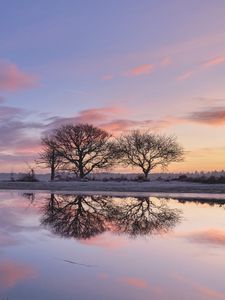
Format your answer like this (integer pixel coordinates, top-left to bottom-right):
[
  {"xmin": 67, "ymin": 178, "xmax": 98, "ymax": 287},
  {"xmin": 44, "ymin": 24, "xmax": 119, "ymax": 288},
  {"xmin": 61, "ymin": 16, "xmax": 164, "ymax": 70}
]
[{"xmin": 0, "ymin": 192, "xmax": 224, "ymax": 299}]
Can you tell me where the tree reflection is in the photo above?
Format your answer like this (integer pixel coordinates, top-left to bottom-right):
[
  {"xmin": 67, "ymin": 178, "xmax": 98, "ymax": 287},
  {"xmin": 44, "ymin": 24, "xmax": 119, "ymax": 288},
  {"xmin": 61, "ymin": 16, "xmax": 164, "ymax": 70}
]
[
  {"xmin": 176, "ymin": 198, "xmax": 225, "ymax": 207},
  {"xmin": 114, "ymin": 197, "xmax": 181, "ymax": 236},
  {"xmin": 41, "ymin": 194, "xmax": 115, "ymax": 239},
  {"xmin": 41, "ymin": 194, "xmax": 181, "ymax": 240}
]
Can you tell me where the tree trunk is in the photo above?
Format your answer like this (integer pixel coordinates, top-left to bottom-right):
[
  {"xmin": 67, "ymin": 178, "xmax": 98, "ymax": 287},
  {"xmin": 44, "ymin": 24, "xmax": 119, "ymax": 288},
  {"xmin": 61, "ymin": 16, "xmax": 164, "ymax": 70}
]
[
  {"xmin": 50, "ymin": 149, "xmax": 56, "ymax": 181},
  {"xmin": 78, "ymin": 154, "xmax": 85, "ymax": 178},
  {"xmin": 79, "ymin": 171, "xmax": 85, "ymax": 178},
  {"xmin": 143, "ymin": 170, "xmax": 149, "ymax": 181},
  {"xmin": 50, "ymin": 165, "xmax": 55, "ymax": 181},
  {"xmin": 50, "ymin": 159, "xmax": 55, "ymax": 181},
  {"xmin": 78, "ymin": 164, "xmax": 85, "ymax": 178}
]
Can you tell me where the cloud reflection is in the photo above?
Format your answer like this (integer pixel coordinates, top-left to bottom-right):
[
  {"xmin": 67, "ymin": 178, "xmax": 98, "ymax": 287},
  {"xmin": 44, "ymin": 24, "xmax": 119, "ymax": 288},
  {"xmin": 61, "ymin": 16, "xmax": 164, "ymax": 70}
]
[
  {"xmin": 80, "ymin": 234, "xmax": 127, "ymax": 249},
  {"xmin": 119, "ymin": 276, "xmax": 148, "ymax": 289},
  {"xmin": 0, "ymin": 260, "xmax": 36, "ymax": 290},
  {"xmin": 180, "ymin": 229, "xmax": 225, "ymax": 247},
  {"xmin": 172, "ymin": 272, "xmax": 225, "ymax": 300}
]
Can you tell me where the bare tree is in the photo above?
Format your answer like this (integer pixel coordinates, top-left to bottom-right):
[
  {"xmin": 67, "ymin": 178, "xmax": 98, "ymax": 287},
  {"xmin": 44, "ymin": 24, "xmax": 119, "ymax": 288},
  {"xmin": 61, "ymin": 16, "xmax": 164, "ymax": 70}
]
[
  {"xmin": 51, "ymin": 123, "xmax": 116, "ymax": 178},
  {"xmin": 36, "ymin": 136, "xmax": 62, "ymax": 181},
  {"xmin": 18, "ymin": 164, "xmax": 38, "ymax": 182},
  {"xmin": 117, "ymin": 130, "xmax": 184, "ymax": 179}
]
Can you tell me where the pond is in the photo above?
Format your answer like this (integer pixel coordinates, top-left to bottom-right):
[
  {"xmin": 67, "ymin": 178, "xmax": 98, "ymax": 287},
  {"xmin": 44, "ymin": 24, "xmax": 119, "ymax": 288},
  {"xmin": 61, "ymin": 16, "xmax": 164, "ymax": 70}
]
[{"xmin": 0, "ymin": 192, "xmax": 224, "ymax": 300}]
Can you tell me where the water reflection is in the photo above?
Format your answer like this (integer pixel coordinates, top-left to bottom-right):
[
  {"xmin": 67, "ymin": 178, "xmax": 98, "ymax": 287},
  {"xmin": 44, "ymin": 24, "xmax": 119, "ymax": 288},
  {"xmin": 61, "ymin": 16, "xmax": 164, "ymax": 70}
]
[
  {"xmin": 0, "ymin": 192, "xmax": 224, "ymax": 300},
  {"xmin": 41, "ymin": 194, "xmax": 114, "ymax": 239},
  {"xmin": 41, "ymin": 194, "xmax": 181, "ymax": 239},
  {"xmin": 0, "ymin": 260, "xmax": 36, "ymax": 291},
  {"xmin": 113, "ymin": 197, "xmax": 180, "ymax": 236}
]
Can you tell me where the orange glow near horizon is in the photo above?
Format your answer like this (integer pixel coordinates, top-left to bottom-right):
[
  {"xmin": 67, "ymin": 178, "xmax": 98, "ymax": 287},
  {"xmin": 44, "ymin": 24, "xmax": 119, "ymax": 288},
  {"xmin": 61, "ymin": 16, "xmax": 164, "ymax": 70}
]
[{"xmin": 4, "ymin": 137, "xmax": 225, "ymax": 174}]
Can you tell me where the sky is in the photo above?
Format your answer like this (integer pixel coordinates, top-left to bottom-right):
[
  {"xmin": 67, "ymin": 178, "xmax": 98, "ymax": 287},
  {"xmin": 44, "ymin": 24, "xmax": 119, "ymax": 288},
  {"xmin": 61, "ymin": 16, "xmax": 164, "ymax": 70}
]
[{"xmin": 0, "ymin": 0, "xmax": 225, "ymax": 172}]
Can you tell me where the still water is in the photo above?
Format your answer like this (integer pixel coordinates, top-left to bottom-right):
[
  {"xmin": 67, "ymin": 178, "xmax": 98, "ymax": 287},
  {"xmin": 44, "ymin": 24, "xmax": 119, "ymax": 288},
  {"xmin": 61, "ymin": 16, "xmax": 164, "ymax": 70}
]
[{"xmin": 0, "ymin": 191, "xmax": 224, "ymax": 300}]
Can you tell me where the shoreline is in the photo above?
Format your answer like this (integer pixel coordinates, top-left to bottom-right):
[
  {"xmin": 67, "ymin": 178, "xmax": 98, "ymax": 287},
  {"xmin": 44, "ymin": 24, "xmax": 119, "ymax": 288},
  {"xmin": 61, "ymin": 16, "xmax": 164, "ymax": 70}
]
[{"xmin": 0, "ymin": 180, "xmax": 225, "ymax": 197}]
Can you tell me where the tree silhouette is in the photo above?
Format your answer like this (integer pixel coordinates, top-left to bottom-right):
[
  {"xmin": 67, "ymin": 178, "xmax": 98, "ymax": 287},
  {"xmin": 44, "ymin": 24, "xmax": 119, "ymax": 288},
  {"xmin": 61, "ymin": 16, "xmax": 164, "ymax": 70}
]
[
  {"xmin": 36, "ymin": 136, "xmax": 63, "ymax": 181},
  {"xmin": 116, "ymin": 130, "xmax": 184, "ymax": 179},
  {"xmin": 49, "ymin": 124, "xmax": 116, "ymax": 178}
]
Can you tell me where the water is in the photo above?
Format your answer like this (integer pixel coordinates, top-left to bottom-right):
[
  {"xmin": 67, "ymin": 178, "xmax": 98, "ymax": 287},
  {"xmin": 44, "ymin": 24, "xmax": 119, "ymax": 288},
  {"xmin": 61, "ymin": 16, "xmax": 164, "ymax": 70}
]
[{"xmin": 0, "ymin": 192, "xmax": 224, "ymax": 300}]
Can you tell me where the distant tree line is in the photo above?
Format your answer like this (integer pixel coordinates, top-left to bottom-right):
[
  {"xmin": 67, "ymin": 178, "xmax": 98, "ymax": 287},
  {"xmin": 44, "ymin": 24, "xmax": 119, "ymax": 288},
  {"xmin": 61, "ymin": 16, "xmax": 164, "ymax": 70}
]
[
  {"xmin": 172, "ymin": 174, "xmax": 225, "ymax": 184},
  {"xmin": 37, "ymin": 123, "xmax": 184, "ymax": 181}
]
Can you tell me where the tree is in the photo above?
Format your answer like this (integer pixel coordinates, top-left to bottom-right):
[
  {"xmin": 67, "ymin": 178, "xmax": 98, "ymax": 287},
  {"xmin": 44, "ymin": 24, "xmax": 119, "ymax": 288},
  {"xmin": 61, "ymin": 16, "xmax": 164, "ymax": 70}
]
[
  {"xmin": 117, "ymin": 130, "xmax": 184, "ymax": 179},
  {"xmin": 36, "ymin": 136, "xmax": 62, "ymax": 181},
  {"xmin": 51, "ymin": 123, "xmax": 116, "ymax": 178},
  {"xmin": 18, "ymin": 164, "xmax": 38, "ymax": 182}
]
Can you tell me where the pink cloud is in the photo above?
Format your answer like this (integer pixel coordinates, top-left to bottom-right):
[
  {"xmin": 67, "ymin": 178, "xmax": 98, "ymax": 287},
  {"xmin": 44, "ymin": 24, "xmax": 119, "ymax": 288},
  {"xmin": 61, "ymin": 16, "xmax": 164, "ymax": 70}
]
[
  {"xmin": 0, "ymin": 260, "xmax": 36, "ymax": 290},
  {"xmin": 102, "ymin": 57, "xmax": 171, "ymax": 81},
  {"xmin": 197, "ymin": 286, "xmax": 225, "ymax": 299},
  {"xmin": 47, "ymin": 106, "xmax": 125, "ymax": 126},
  {"xmin": 177, "ymin": 70, "xmax": 194, "ymax": 81},
  {"xmin": 185, "ymin": 107, "xmax": 225, "ymax": 126},
  {"xmin": 76, "ymin": 107, "xmax": 123, "ymax": 123},
  {"xmin": 101, "ymin": 119, "xmax": 139, "ymax": 133},
  {"xmin": 177, "ymin": 54, "xmax": 225, "ymax": 82},
  {"xmin": 44, "ymin": 106, "xmax": 130, "ymax": 133},
  {"xmin": 101, "ymin": 118, "xmax": 174, "ymax": 134},
  {"xmin": 101, "ymin": 74, "xmax": 114, "ymax": 81},
  {"xmin": 0, "ymin": 61, "xmax": 37, "ymax": 92},
  {"xmin": 44, "ymin": 105, "xmax": 177, "ymax": 136},
  {"xmin": 124, "ymin": 64, "xmax": 154, "ymax": 77},
  {"xmin": 202, "ymin": 55, "xmax": 225, "ymax": 68},
  {"xmin": 98, "ymin": 272, "xmax": 109, "ymax": 280},
  {"xmin": 160, "ymin": 57, "xmax": 172, "ymax": 67},
  {"xmin": 14, "ymin": 140, "xmax": 42, "ymax": 155},
  {"xmin": 119, "ymin": 276, "xmax": 148, "ymax": 289}
]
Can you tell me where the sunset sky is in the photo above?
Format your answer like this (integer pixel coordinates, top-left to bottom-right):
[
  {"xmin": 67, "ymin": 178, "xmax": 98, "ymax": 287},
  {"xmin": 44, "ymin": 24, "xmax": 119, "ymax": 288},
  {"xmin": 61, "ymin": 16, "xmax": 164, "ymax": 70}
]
[{"xmin": 0, "ymin": 0, "xmax": 225, "ymax": 172}]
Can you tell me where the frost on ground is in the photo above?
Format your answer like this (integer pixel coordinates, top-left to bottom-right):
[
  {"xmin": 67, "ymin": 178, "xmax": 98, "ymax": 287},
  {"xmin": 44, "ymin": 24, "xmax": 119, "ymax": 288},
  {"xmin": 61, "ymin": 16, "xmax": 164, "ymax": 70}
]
[
  {"xmin": 2, "ymin": 170, "xmax": 225, "ymax": 181},
  {"xmin": 0, "ymin": 180, "xmax": 225, "ymax": 197},
  {"xmin": 0, "ymin": 171, "xmax": 225, "ymax": 196}
]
